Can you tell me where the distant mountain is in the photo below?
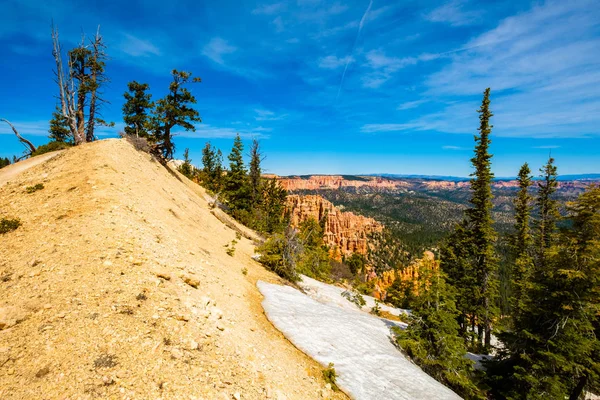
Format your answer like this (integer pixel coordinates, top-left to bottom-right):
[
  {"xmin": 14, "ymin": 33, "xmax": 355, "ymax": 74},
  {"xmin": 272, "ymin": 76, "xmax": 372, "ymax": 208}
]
[{"xmin": 365, "ymin": 173, "xmax": 600, "ymax": 182}]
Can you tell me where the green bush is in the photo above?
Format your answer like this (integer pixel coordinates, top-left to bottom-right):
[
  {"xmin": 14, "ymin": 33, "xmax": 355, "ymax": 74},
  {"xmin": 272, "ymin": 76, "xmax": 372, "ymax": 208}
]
[
  {"xmin": 0, "ymin": 218, "xmax": 22, "ymax": 234},
  {"xmin": 322, "ymin": 363, "xmax": 339, "ymax": 391},
  {"xmin": 30, "ymin": 141, "xmax": 72, "ymax": 157},
  {"xmin": 26, "ymin": 183, "xmax": 44, "ymax": 193}
]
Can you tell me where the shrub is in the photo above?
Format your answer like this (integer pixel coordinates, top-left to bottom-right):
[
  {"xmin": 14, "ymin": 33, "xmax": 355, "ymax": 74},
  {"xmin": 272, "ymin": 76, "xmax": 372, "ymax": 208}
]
[
  {"xmin": 255, "ymin": 229, "xmax": 300, "ymax": 282},
  {"xmin": 0, "ymin": 218, "xmax": 21, "ymax": 234},
  {"xmin": 120, "ymin": 132, "xmax": 151, "ymax": 153},
  {"xmin": 26, "ymin": 183, "xmax": 44, "ymax": 193},
  {"xmin": 30, "ymin": 141, "xmax": 72, "ymax": 157},
  {"xmin": 341, "ymin": 290, "xmax": 366, "ymax": 309},
  {"xmin": 322, "ymin": 363, "xmax": 339, "ymax": 391}
]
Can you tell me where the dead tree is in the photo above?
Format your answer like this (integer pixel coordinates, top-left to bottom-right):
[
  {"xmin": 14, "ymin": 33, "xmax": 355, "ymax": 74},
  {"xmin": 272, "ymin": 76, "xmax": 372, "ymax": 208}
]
[
  {"xmin": 1, "ymin": 118, "xmax": 36, "ymax": 157},
  {"xmin": 51, "ymin": 24, "xmax": 110, "ymax": 145}
]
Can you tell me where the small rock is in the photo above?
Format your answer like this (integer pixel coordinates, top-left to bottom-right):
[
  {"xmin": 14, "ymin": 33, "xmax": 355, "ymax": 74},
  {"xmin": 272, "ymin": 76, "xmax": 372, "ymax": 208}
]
[
  {"xmin": 233, "ymin": 393, "xmax": 241, "ymax": 400},
  {"xmin": 188, "ymin": 339, "xmax": 199, "ymax": 350},
  {"xmin": 35, "ymin": 366, "xmax": 50, "ymax": 378},
  {"xmin": 0, "ymin": 306, "xmax": 29, "ymax": 330},
  {"xmin": 175, "ymin": 314, "xmax": 189, "ymax": 322},
  {"xmin": 181, "ymin": 274, "xmax": 199, "ymax": 289},
  {"xmin": 155, "ymin": 270, "xmax": 171, "ymax": 281},
  {"xmin": 216, "ymin": 324, "xmax": 225, "ymax": 331},
  {"xmin": 103, "ymin": 260, "xmax": 113, "ymax": 267}
]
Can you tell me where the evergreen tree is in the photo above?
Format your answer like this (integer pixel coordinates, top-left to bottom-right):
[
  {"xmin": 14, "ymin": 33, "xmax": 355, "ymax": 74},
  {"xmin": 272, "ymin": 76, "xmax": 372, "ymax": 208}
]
[
  {"xmin": 225, "ymin": 134, "xmax": 250, "ymax": 212},
  {"xmin": 49, "ymin": 105, "xmax": 71, "ymax": 143},
  {"xmin": 0, "ymin": 157, "xmax": 10, "ymax": 169},
  {"xmin": 296, "ymin": 217, "xmax": 331, "ymax": 281},
  {"xmin": 442, "ymin": 88, "xmax": 498, "ymax": 352},
  {"xmin": 249, "ymin": 139, "xmax": 263, "ymax": 207},
  {"xmin": 510, "ymin": 162, "xmax": 534, "ymax": 320},
  {"xmin": 200, "ymin": 142, "xmax": 224, "ymax": 192},
  {"xmin": 489, "ymin": 185, "xmax": 600, "ymax": 399},
  {"xmin": 123, "ymin": 81, "xmax": 154, "ymax": 138},
  {"xmin": 178, "ymin": 148, "xmax": 194, "ymax": 179},
  {"xmin": 535, "ymin": 156, "xmax": 559, "ymax": 267},
  {"xmin": 260, "ymin": 178, "xmax": 288, "ymax": 234},
  {"xmin": 152, "ymin": 70, "xmax": 201, "ymax": 159},
  {"xmin": 395, "ymin": 258, "xmax": 483, "ymax": 399}
]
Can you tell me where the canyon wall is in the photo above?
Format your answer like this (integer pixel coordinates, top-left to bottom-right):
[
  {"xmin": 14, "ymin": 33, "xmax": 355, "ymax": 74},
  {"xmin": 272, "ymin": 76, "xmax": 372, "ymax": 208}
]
[
  {"xmin": 279, "ymin": 175, "xmax": 401, "ymax": 191},
  {"xmin": 286, "ymin": 194, "xmax": 383, "ymax": 258}
]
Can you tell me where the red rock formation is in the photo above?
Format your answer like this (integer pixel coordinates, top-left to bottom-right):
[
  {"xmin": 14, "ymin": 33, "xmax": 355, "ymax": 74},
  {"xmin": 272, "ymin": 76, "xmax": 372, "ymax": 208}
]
[
  {"xmin": 286, "ymin": 195, "xmax": 383, "ymax": 258},
  {"xmin": 370, "ymin": 251, "xmax": 437, "ymax": 300},
  {"xmin": 279, "ymin": 175, "xmax": 400, "ymax": 191}
]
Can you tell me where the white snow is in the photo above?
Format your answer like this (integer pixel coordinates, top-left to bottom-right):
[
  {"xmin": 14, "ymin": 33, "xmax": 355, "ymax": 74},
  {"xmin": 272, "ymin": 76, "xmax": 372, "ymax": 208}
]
[
  {"xmin": 258, "ymin": 277, "xmax": 462, "ymax": 400},
  {"xmin": 298, "ymin": 275, "xmax": 410, "ymax": 325}
]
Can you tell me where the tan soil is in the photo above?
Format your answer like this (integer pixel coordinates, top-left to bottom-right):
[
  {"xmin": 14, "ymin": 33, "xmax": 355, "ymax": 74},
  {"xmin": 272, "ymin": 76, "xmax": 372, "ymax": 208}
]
[{"xmin": 0, "ymin": 139, "xmax": 348, "ymax": 400}]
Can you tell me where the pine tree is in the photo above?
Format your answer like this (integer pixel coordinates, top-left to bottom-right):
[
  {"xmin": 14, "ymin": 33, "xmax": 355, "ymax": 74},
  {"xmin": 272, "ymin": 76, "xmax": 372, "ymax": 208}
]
[
  {"xmin": 510, "ymin": 163, "xmax": 534, "ymax": 320},
  {"xmin": 442, "ymin": 88, "xmax": 498, "ymax": 352},
  {"xmin": 225, "ymin": 134, "xmax": 250, "ymax": 212},
  {"xmin": 395, "ymin": 258, "xmax": 483, "ymax": 399},
  {"xmin": 249, "ymin": 139, "xmax": 263, "ymax": 207},
  {"xmin": 178, "ymin": 148, "xmax": 194, "ymax": 179},
  {"xmin": 260, "ymin": 178, "xmax": 288, "ymax": 234},
  {"xmin": 296, "ymin": 218, "xmax": 331, "ymax": 280},
  {"xmin": 123, "ymin": 81, "xmax": 154, "ymax": 138},
  {"xmin": 48, "ymin": 105, "xmax": 71, "ymax": 143},
  {"xmin": 535, "ymin": 156, "xmax": 559, "ymax": 267},
  {"xmin": 152, "ymin": 70, "xmax": 201, "ymax": 160},
  {"xmin": 489, "ymin": 185, "xmax": 600, "ymax": 399}
]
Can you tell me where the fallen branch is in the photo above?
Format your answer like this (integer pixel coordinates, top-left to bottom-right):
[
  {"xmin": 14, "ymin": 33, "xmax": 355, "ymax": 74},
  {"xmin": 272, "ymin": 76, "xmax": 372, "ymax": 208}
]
[{"xmin": 1, "ymin": 118, "xmax": 36, "ymax": 156}]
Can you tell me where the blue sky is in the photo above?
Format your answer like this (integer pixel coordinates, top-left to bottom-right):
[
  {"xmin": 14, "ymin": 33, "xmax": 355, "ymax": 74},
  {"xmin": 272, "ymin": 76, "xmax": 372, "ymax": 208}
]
[{"xmin": 1, "ymin": 0, "xmax": 599, "ymax": 177}]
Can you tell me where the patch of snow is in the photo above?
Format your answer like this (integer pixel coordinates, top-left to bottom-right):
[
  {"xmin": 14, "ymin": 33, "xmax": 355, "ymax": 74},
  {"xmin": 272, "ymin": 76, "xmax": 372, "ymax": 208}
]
[
  {"xmin": 298, "ymin": 274, "xmax": 410, "ymax": 321},
  {"xmin": 258, "ymin": 280, "xmax": 462, "ymax": 400}
]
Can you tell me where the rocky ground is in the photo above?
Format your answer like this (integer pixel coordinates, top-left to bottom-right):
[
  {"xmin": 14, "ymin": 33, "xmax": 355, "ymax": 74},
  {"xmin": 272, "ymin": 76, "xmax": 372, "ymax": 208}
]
[{"xmin": 0, "ymin": 139, "xmax": 347, "ymax": 400}]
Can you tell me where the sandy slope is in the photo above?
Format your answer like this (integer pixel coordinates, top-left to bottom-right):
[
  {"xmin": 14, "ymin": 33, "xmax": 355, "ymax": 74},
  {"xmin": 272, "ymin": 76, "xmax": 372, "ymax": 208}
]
[
  {"xmin": 0, "ymin": 150, "xmax": 64, "ymax": 187},
  {"xmin": 0, "ymin": 139, "xmax": 346, "ymax": 400}
]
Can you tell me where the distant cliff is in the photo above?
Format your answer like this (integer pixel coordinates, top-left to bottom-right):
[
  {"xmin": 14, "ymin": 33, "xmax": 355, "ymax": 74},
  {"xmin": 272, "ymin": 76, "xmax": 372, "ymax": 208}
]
[
  {"xmin": 274, "ymin": 174, "xmax": 596, "ymax": 193},
  {"xmin": 286, "ymin": 194, "xmax": 383, "ymax": 258},
  {"xmin": 280, "ymin": 175, "xmax": 400, "ymax": 191}
]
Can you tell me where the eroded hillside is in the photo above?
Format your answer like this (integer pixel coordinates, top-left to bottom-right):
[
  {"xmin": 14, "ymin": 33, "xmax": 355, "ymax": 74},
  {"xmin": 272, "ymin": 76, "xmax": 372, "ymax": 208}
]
[{"xmin": 0, "ymin": 139, "xmax": 346, "ymax": 400}]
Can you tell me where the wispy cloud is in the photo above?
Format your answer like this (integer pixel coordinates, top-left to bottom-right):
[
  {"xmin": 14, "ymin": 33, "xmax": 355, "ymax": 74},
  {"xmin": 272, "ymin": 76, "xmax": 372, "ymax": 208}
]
[
  {"xmin": 202, "ymin": 37, "xmax": 237, "ymax": 65},
  {"xmin": 361, "ymin": 123, "xmax": 421, "ymax": 133},
  {"xmin": 119, "ymin": 33, "xmax": 161, "ymax": 57},
  {"xmin": 177, "ymin": 124, "xmax": 270, "ymax": 139},
  {"xmin": 533, "ymin": 145, "xmax": 560, "ymax": 149},
  {"xmin": 318, "ymin": 55, "xmax": 354, "ymax": 69},
  {"xmin": 425, "ymin": 0, "xmax": 483, "ymax": 26},
  {"xmin": 272, "ymin": 16, "xmax": 285, "ymax": 32},
  {"xmin": 442, "ymin": 145, "xmax": 465, "ymax": 150},
  {"xmin": 252, "ymin": 2, "xmax": 286, "ymax": 15},
  {"xmin": 398, "ymin": 100, "xmax": 426, "ymax": 110},
  {"xmin": 254, "ymin": 109, "xmax": 288, "ymax": 121},
  {"xmin": 335, "ymin": 0, "xmax": 373, "ymax": 100}
]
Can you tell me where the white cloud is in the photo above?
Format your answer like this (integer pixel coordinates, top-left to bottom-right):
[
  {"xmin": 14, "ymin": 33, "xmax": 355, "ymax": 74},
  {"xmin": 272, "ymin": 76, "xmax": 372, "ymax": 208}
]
[
  {"xmin": 254, "ymin": 109, "xmax": 288, "ymax": 121},
  {"xmin": 397, "ymin": 100, "xmax": 426, "ymax": 110},
  {"xmin": 318, "ymin": 55, "xmax": 354, "ymax": 69},
  {"xmin": 533, "ymin": 145, "xmax": 560, "ymax": 149},
  {"xmin": 119, "ymin": 33, "xmax": 161, "ymax": 57},
  {"xmin": 202, "ymin": 38, "xmax": 237, "ymax": 65},
  {"xmin": 252, "ymin": 2, "xmax": 286, "ymax": 15},
  {"xmin": 361, "ymin": 123, "xmax": 421, "ymax": 133},
  {"xmin": 419, "ymin": 0, "xmax": 600, "ymax": 138},
  {"xmin": 425, "ymin": 0, "xmax": 482, "ymax": 26},
  {"xmin": 442, "ymin": 145, "xmax": 464, "ymax": 150},
  {"xmin": 176, "ymin": 124, "xmax": 270, "ymax": 139},
  {"xmin": 272, "ymin": 16, "xmax": 285, "ymax": 32},
  {"xmin": 0, "ymin": 120, "xmax": 48, "ymax": 136}
]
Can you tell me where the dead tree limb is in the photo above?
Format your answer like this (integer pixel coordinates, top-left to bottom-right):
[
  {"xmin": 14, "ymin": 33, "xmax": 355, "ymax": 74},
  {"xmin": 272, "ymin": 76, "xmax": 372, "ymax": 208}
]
[{"xmin": 1, "ymin": 118, "xmax": 36, "ymax": 155}]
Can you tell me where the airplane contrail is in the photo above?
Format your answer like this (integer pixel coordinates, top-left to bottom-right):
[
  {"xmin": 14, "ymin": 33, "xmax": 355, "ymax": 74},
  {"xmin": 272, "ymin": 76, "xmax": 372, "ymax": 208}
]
[{"xmin": 335, "ymin": 0, "xmax": 373, "ymax": 102}]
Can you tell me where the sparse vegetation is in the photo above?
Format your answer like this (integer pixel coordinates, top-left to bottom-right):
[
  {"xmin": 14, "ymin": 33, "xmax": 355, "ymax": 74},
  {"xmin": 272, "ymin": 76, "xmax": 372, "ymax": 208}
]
[
  {"xmin": 26, "ymin": 183, "xmax": 44, "ymax": 193},
  {"xmin": 0, "ymin": 218, "xmax": 22, "ymax": 234},
  {"xmin": 322, "ymin": 363, "xmax": 339, "ymax": 391}
]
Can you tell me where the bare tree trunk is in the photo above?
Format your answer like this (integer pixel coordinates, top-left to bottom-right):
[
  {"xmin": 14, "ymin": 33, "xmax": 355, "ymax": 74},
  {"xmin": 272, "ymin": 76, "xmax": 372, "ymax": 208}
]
[
  {"xmin": 1, "ymin": 119, "xmax": 36, "ymax": 155},
  {"xmin": 52, "ymin": 24, "xmax": 80, "ymax": 144}
]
